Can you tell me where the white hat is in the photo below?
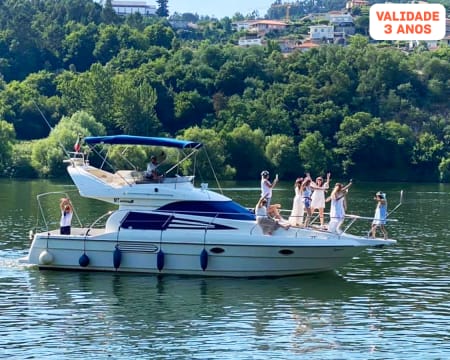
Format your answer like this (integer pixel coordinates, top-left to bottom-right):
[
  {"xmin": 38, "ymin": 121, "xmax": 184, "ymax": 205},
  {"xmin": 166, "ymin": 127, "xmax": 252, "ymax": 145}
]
[{"xmin": 376, "ymin": 191, "xmax": 386, "ymax": 199}]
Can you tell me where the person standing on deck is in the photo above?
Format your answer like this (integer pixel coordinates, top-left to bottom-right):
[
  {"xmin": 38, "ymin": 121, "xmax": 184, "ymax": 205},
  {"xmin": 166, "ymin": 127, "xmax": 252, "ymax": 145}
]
[
  {"xmin": 370, "ymin": 191, "xmax": 388, "ymax": 239},
  {"xmin": 260, "ymin": 170, "xmax": 278, "ymax": 208},
  {"xmin": 311, "ymin": 172, "xmax": 331, "ymax": 228},
  {"xmin": 59, "ymin": 198, "xmax": 73, "ymax": 235},
  {"xmin": 289, "ymin": 177, "xmax": 304, "ymax": 226},
  {"xmin": 300, "ymin": 175, "xmax": 314, "ymax": 227},
  {"xmin": 327, "ymin": 181, "xmax": 352, "ymax": 234}
]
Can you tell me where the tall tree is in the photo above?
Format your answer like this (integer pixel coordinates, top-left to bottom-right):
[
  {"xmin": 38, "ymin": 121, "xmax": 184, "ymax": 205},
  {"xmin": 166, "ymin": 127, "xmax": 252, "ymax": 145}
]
[
  {"xmin": 225, "ymin": 124, "xmax": 267, "ymax": 180},
  {"xmin": 112, "ymin": 76, "xmax": 161, "ymax": 136},
  {"xmin": 156, "ymin": 0, "xmax": 169, "ymax": 17},
  {"xmin": 0, "ymin": 120, "xmax": 15, "ymax": 175},
  {"xmin": 102, "ymin": 0, "xmax": 120, "ymax": 24}
]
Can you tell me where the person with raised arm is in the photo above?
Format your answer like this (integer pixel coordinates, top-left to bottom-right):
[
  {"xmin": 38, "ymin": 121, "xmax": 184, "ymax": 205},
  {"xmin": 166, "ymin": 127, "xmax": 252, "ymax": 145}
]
[
  {"xmin": 289, "ymin": 177, "xmax": 304, "ymax": 226},
  {"xmin": 59, "ymin": 198, "xmax": 73, "ymax": 235},
  {"xmin": 300, "ymin": 174, "xmax": 314, "ymax": 227},
  {"xmin": 311, "ymin": 172, "xmax": 331, "ymax": 229},
  {"xmin": 326, "ymin": 180, "xmax": 352, "ymax": 234},
  {"xmin": 370, "ymin": 191, "xmax": 388, "ymax": 239},
  {"xmin": 260, "ymin": 170, "xmax": 278, "ymax": 208}
]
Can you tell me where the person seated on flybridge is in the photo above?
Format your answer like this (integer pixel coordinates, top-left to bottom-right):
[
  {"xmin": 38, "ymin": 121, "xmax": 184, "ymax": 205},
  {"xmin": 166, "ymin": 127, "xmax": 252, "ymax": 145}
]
[{"xmin": 145, "ymin": 151, "xmax": 166, "ymax": 180}]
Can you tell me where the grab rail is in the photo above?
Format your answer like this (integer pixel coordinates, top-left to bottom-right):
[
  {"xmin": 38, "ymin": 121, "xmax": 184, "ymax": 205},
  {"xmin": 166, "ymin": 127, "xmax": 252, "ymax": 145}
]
[{"xmin": 35, "ymin": 191, "xmax": 83, "ymax": 232}]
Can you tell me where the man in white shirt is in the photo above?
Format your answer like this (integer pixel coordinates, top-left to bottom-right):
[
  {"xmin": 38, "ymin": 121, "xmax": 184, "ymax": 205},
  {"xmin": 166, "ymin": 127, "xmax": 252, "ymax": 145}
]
[{"xmin": 146, "ymin": 153, "xmax": 165, "ymax": 180}]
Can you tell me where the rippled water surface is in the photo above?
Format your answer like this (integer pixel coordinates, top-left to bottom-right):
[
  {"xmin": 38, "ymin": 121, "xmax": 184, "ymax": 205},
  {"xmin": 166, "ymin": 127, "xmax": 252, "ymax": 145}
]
[{"xmin": 0, "ymin": 180, "xmax": 449, "ymax": 359}]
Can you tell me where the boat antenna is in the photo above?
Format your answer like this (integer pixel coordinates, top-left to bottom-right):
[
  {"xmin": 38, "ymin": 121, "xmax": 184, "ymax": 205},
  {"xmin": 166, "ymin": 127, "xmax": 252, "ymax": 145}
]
[
  {"xmin": 32, "ymin": 99, "xmax": 71, "ymax": 158},
  {"xmin": 202, "ymin": 146, "xmax": 223, "ymax": 194}
]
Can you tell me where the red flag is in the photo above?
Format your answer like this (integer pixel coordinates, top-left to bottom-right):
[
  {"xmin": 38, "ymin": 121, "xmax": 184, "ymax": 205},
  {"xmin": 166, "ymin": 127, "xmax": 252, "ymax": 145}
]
[{"xmin": 74, "ymin": 136, "xmax": 81, "ymax": 152}]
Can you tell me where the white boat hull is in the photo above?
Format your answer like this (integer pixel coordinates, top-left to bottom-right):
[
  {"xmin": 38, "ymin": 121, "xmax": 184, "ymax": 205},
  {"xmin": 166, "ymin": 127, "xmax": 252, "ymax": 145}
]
[{"xmin": 21, "ymin": 226, "xmax": 395, "ymax": 277}]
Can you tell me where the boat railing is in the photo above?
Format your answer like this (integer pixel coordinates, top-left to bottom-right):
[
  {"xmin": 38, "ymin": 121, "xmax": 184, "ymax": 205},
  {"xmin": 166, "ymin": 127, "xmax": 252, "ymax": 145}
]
[
  {"xmin": 138, "ymin": 211, "xmax": 390, "ymax": 238},
  {"xmin": 64, "ymin": 152, "xmax": 86, "ymax": 166},
  {"xmin": 342, "ymin": 213, "xmax": 398, "ymax": 236},
  {"xmin": 84, "ymin": 211, "xmax": 115, "ymax": 236},
  {"xmin": 37, "ymin": 206, "xmax": 398, "ymax": 239},
  {"xmin": 277, "ymin": 209, "xmax": 398, "ymax": 237},
  {"xmin": 108, "ymin": 207, "xmax": 398, "ymax": 240},
  {"xmin": 149, "ymin": 208, "xmax": 381, "ymax": 237},
  {"xmin": 154, "ymin": 209, "xmax": 385, "ymax": 238},
  {"xmin": 34, "ymin": 191, "xmax": 83, "ymax": 233}
]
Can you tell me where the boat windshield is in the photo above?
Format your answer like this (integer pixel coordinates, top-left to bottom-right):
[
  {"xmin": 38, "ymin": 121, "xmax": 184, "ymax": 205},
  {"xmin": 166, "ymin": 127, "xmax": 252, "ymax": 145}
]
[{"xmin": 158, "ymin": 200, "xmax": 255, "ymax": 221}]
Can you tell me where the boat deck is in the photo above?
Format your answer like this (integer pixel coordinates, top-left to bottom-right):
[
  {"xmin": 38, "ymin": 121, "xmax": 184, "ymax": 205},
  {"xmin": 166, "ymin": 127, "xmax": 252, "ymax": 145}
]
[
  {"xmin": 85, "ymin": 168, "xmax": 194, "ymax": 186},
  {"xmin": 38, "ymin": 228, "xmax": 106, "ymax": 237}
]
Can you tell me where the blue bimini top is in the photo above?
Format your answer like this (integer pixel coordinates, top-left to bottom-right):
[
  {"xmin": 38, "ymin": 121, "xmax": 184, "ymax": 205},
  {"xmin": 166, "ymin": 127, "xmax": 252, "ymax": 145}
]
[{"xmin": 84, "ymin": 135, "xmax": 202, "ymax": 149}]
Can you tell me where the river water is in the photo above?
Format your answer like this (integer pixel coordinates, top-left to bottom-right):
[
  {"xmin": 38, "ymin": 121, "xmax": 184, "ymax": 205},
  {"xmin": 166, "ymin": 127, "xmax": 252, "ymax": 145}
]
[{"xmin": 0, "ymin": 179, "xmax": 449, "ymax": 359}]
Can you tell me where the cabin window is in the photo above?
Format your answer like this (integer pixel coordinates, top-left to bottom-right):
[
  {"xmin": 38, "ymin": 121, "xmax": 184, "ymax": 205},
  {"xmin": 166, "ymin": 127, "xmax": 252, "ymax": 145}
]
[
  {"xmin": 121, "ymin": 212, "xmax": 172, "ymax": 230},
  {"xmin": 158, "ymin": 201, "xmax": 255, "ymax": 220}
]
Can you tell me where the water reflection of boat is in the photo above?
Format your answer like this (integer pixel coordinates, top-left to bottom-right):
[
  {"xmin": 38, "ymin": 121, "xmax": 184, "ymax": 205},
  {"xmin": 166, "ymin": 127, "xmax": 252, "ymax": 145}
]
[
  {"xmin": 15, "ymin": 269, "xmax": 368, "ymax": 352},
  {"xmin": 20, "ymin": 135, "xmax": 396, "ymax": 277},
  {"xmin": 30, "ymin": 270, "xmax": 368, "ymax": 309}
]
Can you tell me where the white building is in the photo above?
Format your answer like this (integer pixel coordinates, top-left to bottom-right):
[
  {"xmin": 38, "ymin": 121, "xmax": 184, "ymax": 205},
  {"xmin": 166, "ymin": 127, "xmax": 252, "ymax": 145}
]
[
  {"xmin": 328, "ymin": 13, "xmax": 355, "ymax": 36},
  {"xmin": 111, "ymin": 0, "xmax": 156, "ymax": 16},
  {"xmin": 238, "ymin": 37, "xmax": 263, "ymax": 47},
  {"xmin": 309, "ymin": 25, "xmax": 334, "ymax": 41},
  {"xmin": 232, "ymin": 20, "xmax": 255, "ymax": 31},
  {"xmin": 232, "ymin": 20, "xmax": 288, "ymax": 34}
]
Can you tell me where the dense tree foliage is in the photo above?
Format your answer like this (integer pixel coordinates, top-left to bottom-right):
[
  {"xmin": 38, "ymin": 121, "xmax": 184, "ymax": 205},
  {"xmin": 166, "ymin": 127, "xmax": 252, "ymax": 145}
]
[
  {"xmin": 0, "ymin": 1, "xmax": 449, "ymax": 182},
  {"xmin": 30, "ymin": 111, "xmax": 105, "ymax": 177},
  {"xmin": 0, "ymin": 119, "xmax": 15, "ymax": 176}
]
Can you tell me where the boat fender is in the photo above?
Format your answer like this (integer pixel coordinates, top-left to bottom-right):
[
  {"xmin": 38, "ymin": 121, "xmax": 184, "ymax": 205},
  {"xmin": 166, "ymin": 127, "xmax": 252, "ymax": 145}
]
[
  {"xmin": 157, "ymin": 250, "xmax": 165, "ymax": 271},
  {"xmin": 200, "ymin": 249, "xmax": 208, "ymax": 271},
  {"xmin": 79, "ymin": 253, "xmax": 90, "ymax": 267},
  {"xmin": 113, "ymin": 245, "xmax": 122, "ymax": 270},
  {"xmin": 39, "ymin": 250, "xmax": 53, "ymax": 265}
]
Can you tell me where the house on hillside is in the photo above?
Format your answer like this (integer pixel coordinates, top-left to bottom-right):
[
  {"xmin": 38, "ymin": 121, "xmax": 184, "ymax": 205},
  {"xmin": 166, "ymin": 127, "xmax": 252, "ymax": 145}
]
[
  {"xmin": 111, "ymin": 0, "xmax": 156, "ymax": 16},
  {"xmin": 345, "ymin": 0, "xmax": 369, "ymax": 10},
  {"xmin": 328, "ymin": 12, "xmax": 355, "ymax": 36},
  {"xmin": 297, "ymin": 41, "xmax": 320, "ymax": 52},
  {"xmin": 232, "ymin": 20, "xmax": 287, "ymax": 34},
  {"xmin": 250, "ymin": 20, "xmax": 288, "ymax": 34},
  {"xmin": 277, "ymin": 39, "xmax": 303, "ymax": 53},
  {"xmin": 232, "ymin": 20, "xmax": 255, "ymax": 31},
  {"xmin": 309, "ymin": 25, "xmax": 334, "ymax": 42},
  {"xmin": 238, "ymin": 36, "xmax": 263, "ymax": 47}
]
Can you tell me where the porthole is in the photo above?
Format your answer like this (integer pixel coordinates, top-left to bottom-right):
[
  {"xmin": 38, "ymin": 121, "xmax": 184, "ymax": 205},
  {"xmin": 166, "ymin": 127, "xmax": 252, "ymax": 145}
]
[{"xmin": 279, "ymin": 249, "xmax": 294, "ymax": 255}]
